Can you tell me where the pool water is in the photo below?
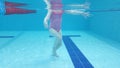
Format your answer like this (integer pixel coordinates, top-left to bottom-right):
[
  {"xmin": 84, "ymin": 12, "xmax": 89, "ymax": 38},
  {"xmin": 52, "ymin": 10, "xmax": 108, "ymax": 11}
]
[
  {"xmin": 0, "ymin": 31, "xmax": 120, "ymax": 68},
  {"xmin": 0, "ymin": 0, "xmax": 120, "ymax": 68}
]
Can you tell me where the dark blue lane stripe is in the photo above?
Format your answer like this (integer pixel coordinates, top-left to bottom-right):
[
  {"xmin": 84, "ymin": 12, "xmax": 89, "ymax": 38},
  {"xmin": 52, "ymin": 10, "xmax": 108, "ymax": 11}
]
[
  {"xmin": 63, "ymin": 36, "xmax": 94, "ymax": 68},
  {"xmin": 0, "ymin": 32, "xmax": 24, "ymax": 49},
  {"xmin": 0, "ymin": 36, "xmax": 14, "ymax": 38},
  {"xmin": 63, "ymin": 36, "xmax": 84, "ymax": 68}
]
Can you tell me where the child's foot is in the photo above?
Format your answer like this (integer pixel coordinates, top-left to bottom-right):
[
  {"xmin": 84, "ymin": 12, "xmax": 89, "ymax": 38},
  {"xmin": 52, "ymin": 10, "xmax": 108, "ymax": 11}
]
[{"xmin": 52, "ymin": 53, "xmax": 59, "ymax": 57}]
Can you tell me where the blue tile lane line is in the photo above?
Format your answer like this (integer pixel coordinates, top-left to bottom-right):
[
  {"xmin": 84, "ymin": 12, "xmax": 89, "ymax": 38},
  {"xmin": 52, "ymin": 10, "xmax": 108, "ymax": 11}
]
[
  {"xmin": 0, "ymin": 36, "xmax": 14, "ymax": 38},
  {"xmin": 62, "ymin": 36, "xmax": 94, "ymax": 68}
]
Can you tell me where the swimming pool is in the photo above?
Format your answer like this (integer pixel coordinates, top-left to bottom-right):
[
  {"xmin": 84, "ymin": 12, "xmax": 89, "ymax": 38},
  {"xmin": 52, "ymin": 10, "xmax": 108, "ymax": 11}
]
[{"xmin": 0, "ymin": 0, "xmax": 120, "ymax": 68}]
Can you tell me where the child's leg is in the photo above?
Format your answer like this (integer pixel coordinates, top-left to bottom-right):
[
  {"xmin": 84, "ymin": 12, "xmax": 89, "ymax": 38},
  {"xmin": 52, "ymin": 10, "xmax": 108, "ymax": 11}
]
[
  {"xmin": 49, "ymin": 28, "xmax": 62, "ymax": 39},
  {"xmin": 49, "ymin": 28, "xmax": 62, "ymax": 57},
  {"xmin": 53, "ymin": 37, "xmax": 62, "ymax": 57},
  {"xmin": 5, "ymin": 7, "xmax": 36, "ymax": 15},
  {"xmin": 5, "ymin": 1, "xmax": 27, "ymax": 7}
]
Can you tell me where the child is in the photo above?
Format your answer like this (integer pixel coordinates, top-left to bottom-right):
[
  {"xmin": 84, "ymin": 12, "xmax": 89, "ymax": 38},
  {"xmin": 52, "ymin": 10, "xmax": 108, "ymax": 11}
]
[
  {"xmin": 44, "ymin": 0, "xmax": 63, "ymax": 57},
  {"xmin": 44, "ymin": 0, "xmax": 90, "ymax": 57}
]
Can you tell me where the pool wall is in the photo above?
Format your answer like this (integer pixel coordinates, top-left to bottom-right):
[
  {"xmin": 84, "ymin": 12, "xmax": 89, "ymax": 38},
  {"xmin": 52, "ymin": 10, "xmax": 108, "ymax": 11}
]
[{"xmin": 88, "ymin": 0, "xmax": 120, "ymax": 42}]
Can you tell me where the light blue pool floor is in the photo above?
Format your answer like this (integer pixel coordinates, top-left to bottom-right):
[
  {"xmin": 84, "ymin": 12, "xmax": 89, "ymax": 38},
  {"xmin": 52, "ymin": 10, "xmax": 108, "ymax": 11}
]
[{"xmin": 0, "ymin": 31, "xmax": 120, "ymax": 68}]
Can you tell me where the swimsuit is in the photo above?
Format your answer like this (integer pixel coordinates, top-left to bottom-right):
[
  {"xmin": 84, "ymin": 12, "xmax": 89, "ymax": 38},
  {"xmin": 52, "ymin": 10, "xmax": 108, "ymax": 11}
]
[{"xmin": 50, "ymin": 0, "xmax": 63, "ymax": 32}]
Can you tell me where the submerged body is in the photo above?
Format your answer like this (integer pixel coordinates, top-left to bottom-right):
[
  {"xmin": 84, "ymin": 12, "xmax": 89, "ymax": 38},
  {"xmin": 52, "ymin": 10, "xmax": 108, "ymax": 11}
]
[
  {"xmin": 44, "ymin": 0, "xmax": 90, "ymax": 57},
  {"xmin": 49, "ymin": 0, "xmax": 63, "ymax": 57},
  {"xmin": 44, "ymin": 0, "xmax": 63, "ymax": 57}
]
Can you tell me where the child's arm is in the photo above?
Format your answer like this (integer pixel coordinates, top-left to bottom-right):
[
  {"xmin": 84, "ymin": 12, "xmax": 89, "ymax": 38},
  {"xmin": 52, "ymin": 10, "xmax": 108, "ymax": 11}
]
[
  {"xmin": 43, "ymin": 0, "xmax": 52, "ymax": 28},
  {"xmin": 44, "ymin": 9, "xmax": 52, "ymax": 28},
  {"xmin": 64, "ymin": 9, "xmax": 90, "ymax": 17},
  {"xmin": 66, "ymin": 2, "xmax": 90, "ymax": 9},
  {"xmin": 44, "ymin": 0, "xmax": 51, "ymax": 9}
]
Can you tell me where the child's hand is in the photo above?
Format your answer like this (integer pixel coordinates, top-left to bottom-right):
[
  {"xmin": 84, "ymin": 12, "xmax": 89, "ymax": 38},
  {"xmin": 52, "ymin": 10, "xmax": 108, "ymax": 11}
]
[
  {"xmin": 83, "ymin": 2, "xmax": 90, "ymax": 9},
  {"xmin": 44, "ymin": 22, "xmax": 49, "ymax": 29},
  {"xmin": 82, "ymin": 12, "xmax": 90, "ymax": 18}
]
